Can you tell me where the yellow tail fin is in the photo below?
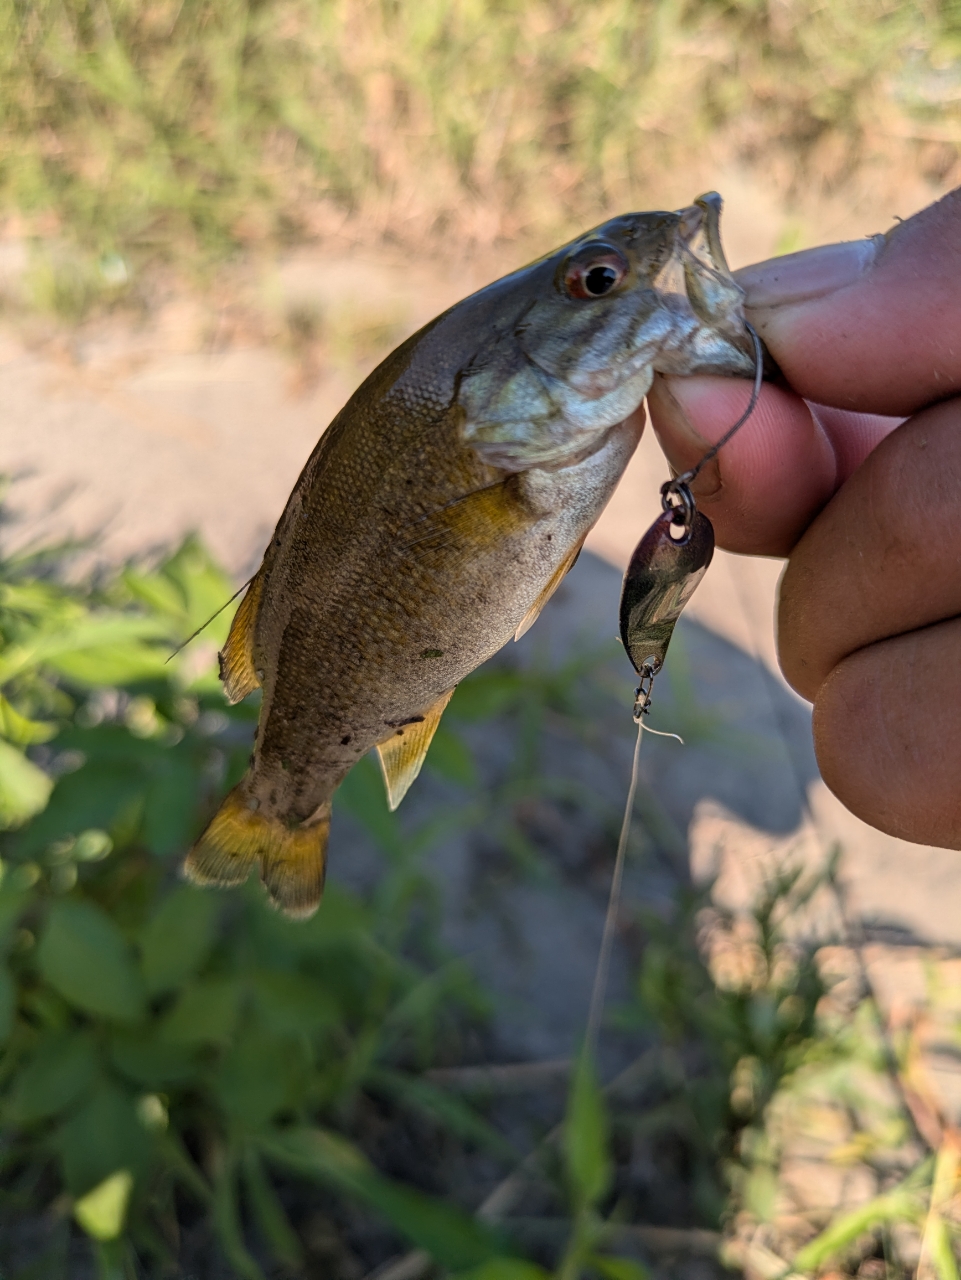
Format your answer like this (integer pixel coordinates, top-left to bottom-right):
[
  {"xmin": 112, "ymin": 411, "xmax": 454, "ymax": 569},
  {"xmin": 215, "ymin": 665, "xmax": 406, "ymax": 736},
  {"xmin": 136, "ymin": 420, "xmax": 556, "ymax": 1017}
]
[{"xmin": 184, "ymin": 787, "xmax": 329, "ymax": 920}]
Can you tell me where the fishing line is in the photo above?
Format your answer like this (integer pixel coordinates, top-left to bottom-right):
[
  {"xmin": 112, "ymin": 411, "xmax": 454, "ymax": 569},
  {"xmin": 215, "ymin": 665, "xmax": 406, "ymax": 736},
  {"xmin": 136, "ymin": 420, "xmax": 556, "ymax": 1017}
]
[
  {"xmin": 164, "ymin": 575, "xmax": 254, "ymax": 663},
  {"xmin": 664, "ymin": 323, "xmax": 764, "ymax": 496},
  {"xmin": 584, "ymin": 322, "xmax": 763, "ymax": 1055},
  {"xmin": 585, "ymin": 717, "xmax": 643, "ymax": 1055}
]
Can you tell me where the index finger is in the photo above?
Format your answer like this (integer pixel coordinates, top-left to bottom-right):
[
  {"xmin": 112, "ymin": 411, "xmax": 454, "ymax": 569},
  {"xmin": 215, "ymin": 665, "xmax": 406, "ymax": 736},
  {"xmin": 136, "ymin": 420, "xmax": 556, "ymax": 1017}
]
[{"xmin": 742, "ymin": 187, "xmax": 961, "ymax": 415}]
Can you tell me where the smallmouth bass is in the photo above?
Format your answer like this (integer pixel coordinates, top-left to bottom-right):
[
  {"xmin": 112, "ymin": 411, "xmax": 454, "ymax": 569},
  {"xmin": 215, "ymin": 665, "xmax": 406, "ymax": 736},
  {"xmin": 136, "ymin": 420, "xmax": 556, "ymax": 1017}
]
[{"xmin": 185, "ymin": 193, "xmax": 754, "ymax": 917}]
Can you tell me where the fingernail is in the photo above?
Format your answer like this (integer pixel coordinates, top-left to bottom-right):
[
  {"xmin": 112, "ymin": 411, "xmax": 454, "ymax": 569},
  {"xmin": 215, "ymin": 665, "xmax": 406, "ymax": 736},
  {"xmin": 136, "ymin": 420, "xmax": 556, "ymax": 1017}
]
[{"xmin": 734, "ymin": 235, "xmax": 884, "ymax": 309}]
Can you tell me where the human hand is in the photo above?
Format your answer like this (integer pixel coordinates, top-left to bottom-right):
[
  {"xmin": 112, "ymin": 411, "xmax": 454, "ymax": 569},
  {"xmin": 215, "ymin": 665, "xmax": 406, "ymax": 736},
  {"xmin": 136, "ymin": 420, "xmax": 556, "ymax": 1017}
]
[{"xmin": 646, "ymin": 188, "xmax": 961, "ymax": 848}]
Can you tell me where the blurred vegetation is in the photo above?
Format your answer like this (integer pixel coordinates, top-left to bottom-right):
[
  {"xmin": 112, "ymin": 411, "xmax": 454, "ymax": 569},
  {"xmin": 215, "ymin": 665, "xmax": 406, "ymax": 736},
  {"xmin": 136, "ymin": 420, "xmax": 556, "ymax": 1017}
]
[
  {"xmin": 1, "ymin": 531, "xmax": 957, "ymax": 1277},
  {"xmin": 0, "ymin": 534, "xmax": 701, "ymax": 1277},
  {"xmin": 2, "ymin": 0, "xmax": 961, "ymax": 298}
]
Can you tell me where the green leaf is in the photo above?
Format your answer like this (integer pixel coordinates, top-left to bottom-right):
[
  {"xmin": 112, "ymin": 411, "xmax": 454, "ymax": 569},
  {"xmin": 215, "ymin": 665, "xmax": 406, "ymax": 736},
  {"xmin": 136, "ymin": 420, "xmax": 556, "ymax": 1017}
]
[
  {"xmin": 262, "ymin": 1126, "xmax": 502, "ymax": 1268},
  {"xmin": 354, "ymin": 1174, "xmax": 502, "ymax": 1269},
  {"xmin": 37, "ymin": 900, "xmax": 146, "ymax": 1022},
  {"xmin": 0, "ymin": 614, "xmax": 168, "ymax": 686},
  {"xmin": 926, "ymin": 1212, "xmax": 960, "ymax": 1280},
  {"xmin": 213, "ymin": 1149, "xmax": 266, "ymax": 1280},
  {"xmin": 242, "ymin": 1147, "xmax": 304, "ymax": 1269},
  {"xmin": 591, "ymin": 1257, "xmax": 651, "ymax": 1280},
  {"xmin": 449, "ymin": 671, "xmax": 524, "ymax": 722},
  {"xmin": 457, "ymin": 1263, "xmax": 550, "ymax": 1280},
  {"xmin": 160, "ymin": 536, "xmax": 236, "ymax": 640},
  {"xmin": 141, "ymin": 752, "xmax": 203, "ymax": 856},
  {"xmin": 109, "ymin": 1029, "xmax": 197, "ymax": 1088},
  {"xmin": 249, "ymin": 969, "xmax": 339, "ymax": 1036},
  {"xmin": 0, "ymin": 739, "xmax": 52, "ymax": 829},
  {"xmin": 371, "ymin": 1067, "xmax": 517, "ymax": 1161},
  {"xmin": 0, "ymin": 874, "xmax": 31, "ymax": 947},
  {"xmin": 793, "ymin": 1182, "xmax": 923, "ymax": 1271},
  {"xmin": 160, "ymin": 977, "xmax": 242, "ymax": 1046},
  {"xmin": 0, "ymin": 962, "xmax": 16, "ymax": 1042},
  {"xmin": 215, "ymin": 1034, "xmax": 308, "ymax": 1127},
  {"xmin": 122, "ymin": 569, "xmax": 187, "ymax": 620},
  {"xmin": 49, "ymin": 640, "xmax": 169, "ymax": 686},
  {"xmin": 53, "ymin": 1083, "xmax": 151, "ymax": 1196},
  {"xmin": 0, "ymin": 696, "xmax": 57, "ymax": 745},
  {"xmin": 426, "ymin": 724, "xmax": 476, "ymax": 786},
  {"xmin": 7, "ymin": 1031, "xmax": 99, "ymax": 1125},
  {"xmin": 73, "ymin": 1169, "xmax": 133, "ymax": 1242},
  {"xmin": 564, "ymin": 1049, "xmax": 612, "ymax": 1210},
  {"xmin": 17, "ymin": 755, "xmax": 146, "ymax": 856},
  {"xmin": 338, "ymin": 755, "xmax": 403, "ymax": 854},
  {"xmin": 139, "ymin": 885, "xmax": 220, "ymax": 996}
]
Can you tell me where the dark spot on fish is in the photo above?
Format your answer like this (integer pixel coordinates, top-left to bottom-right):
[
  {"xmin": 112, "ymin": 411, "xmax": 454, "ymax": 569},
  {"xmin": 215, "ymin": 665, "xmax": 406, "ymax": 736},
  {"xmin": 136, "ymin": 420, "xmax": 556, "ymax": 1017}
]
[
  {"xmin": 340, "ymin": 734, "xmax": 351, "ymax": 745},
  {"xmin": 420, "ymin": 648, "xmax": 443, "ymax": 659},
  {"xmin": 546, "ymin": 533, "xmax": 553, "ymax": 541},
  {"xmin": 386, "ymin": 715, "xmax": 426, "ymax": 727},
  {"xmin": 269, "ymin": 791, "xmax": 277, "ymax": 805}
]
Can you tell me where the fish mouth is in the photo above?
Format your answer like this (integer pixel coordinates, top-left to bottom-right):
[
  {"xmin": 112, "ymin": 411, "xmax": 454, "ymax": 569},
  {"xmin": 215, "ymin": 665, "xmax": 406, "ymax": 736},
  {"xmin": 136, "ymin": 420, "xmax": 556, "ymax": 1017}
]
[
  {"xmin": 649, "ymin": 191, "xmax": 757, "ymax": 374},
  {"xmin": 675, "ymin": 192, "xmax": 732, "ymax": 278}
]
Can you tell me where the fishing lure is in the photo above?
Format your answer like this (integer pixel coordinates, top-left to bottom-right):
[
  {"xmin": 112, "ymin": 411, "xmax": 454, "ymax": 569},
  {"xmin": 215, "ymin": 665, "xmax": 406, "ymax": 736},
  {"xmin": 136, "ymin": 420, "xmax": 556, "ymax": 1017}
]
[
  {"xmin": 586, "ymin": 324, "xmax": 764, "ymax": 1050},
  {"xmin": 620, "ymin": 323, "xmax": 764, "ymax": 720}
]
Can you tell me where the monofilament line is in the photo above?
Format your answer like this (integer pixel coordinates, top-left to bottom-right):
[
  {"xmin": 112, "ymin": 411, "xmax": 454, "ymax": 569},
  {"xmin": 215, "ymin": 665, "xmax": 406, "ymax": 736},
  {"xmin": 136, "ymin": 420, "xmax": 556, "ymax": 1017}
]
[
  {"xmin": 676, "ymin": 323, "xmax": 764, "ymax": 487},
  {"xmin": 585, "ymin": 718, "xmax": 643, "ymax": 1055}
]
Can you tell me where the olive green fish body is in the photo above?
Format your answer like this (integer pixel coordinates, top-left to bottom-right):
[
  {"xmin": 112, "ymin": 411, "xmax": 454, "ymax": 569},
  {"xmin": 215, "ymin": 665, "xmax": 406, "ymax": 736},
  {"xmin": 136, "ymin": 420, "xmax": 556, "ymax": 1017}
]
[{"xmin": 186, "ymin": 196, "xmax": 756, "ymax": 917}]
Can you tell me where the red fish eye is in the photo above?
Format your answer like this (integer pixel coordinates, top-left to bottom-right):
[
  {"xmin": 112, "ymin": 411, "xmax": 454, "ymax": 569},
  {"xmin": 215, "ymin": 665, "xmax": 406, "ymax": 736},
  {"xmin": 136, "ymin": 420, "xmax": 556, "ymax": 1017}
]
[{"xmin": 563, "ymin": 247, "xmax": 629, "ymax": 300}]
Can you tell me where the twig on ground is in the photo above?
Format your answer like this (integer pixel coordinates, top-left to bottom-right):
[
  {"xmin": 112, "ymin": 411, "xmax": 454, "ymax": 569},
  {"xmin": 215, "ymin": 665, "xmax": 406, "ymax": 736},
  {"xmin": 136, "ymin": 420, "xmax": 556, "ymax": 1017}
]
[{"xmin": 424, "ymin": 1058, "xmax": 571, "ymax": 1093}]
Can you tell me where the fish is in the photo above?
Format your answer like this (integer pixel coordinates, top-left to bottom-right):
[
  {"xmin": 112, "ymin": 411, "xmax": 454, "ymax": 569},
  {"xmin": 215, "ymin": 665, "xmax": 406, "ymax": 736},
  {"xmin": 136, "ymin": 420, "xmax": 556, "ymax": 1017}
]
[{"xmin": 184, "ymin": 192, "xmax": 754, "ymax": 918}]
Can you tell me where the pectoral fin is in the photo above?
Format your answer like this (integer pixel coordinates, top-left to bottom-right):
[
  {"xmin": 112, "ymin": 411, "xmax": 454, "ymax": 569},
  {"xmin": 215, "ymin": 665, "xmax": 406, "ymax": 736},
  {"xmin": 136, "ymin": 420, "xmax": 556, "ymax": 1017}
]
[
  {"xmin": 220, "ymin": 574, "xmax": 264, "ymax": 704},
  {"xmin": 376, "ymin": 689, "xmax": 455, "ymax": 811},
  {"xmin": 514, "ymin": 541, "xmax": 584, "ymax": 641}
]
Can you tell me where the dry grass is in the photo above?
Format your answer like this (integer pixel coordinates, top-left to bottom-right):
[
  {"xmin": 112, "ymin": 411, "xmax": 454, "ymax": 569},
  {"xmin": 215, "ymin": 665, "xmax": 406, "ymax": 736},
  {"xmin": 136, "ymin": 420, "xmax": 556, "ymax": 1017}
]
[{"xmin": 2, "ymin": 0, "xmax": 961, "ymax": 292}]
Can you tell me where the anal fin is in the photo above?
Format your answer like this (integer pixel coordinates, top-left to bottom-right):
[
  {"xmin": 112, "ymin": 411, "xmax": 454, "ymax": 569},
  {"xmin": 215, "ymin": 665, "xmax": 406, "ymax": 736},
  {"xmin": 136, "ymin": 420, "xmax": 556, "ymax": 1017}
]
[
  {"xmin": 220, "ymin": 574, "xmax": 264, "ymax": 704},
  {"xmin": 514, "ymin": 540, "xmax": 584, "ymax": 642},
  {"xmin": 376, "ymin": 688, "xmax": 455, "ymax": 812}
]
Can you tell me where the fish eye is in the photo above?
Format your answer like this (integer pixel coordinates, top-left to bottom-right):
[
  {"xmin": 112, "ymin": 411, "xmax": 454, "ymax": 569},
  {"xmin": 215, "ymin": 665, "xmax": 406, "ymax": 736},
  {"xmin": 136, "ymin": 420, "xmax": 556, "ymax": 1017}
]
[{"xmin": 562, "ymin": 245, "xmax": 629, "ymax": 300}]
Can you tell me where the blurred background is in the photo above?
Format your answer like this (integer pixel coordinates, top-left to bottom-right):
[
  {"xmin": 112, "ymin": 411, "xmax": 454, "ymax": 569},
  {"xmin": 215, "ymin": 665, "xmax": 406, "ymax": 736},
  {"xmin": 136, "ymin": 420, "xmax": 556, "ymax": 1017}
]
[{"xmin": 3, "ymin": 4, "xmax": 961, "ymax": 1279}]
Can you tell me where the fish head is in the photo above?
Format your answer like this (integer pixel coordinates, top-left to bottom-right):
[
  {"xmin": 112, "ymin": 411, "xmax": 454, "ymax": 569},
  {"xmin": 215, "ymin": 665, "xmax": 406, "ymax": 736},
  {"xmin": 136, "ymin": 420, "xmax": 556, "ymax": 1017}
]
[{"xmin": 459, "ymin": 192, "xmax": 757, "ymax": 470}]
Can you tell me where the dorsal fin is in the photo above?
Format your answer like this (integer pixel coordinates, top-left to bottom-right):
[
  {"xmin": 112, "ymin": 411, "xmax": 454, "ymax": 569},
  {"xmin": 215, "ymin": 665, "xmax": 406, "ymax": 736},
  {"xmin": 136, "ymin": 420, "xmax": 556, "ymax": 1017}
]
[
  {"xmin": 514, "ymin": 540, "xmax": 584, "ymax": 642},
  {"xmin": 219, "ymin": 574, "xmax": 264, "ymax": 704},
  {"xmin": 376, "ymin": 688, "xmax": 455, "ymax": 811}
]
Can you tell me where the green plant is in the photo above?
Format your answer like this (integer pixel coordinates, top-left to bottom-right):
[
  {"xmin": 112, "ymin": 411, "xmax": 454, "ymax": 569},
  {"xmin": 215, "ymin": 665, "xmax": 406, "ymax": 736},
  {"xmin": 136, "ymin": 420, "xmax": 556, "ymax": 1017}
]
[{"xmin": 0, "ymin": 535, "xmax": 518, "ymax": 1277}]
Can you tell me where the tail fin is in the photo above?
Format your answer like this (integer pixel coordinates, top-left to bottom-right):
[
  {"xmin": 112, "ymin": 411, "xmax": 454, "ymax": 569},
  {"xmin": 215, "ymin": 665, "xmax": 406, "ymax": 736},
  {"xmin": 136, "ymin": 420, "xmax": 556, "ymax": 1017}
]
[{"xmin": 184, "ymin": 787, "xmax": 330, "ymax": 920}]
